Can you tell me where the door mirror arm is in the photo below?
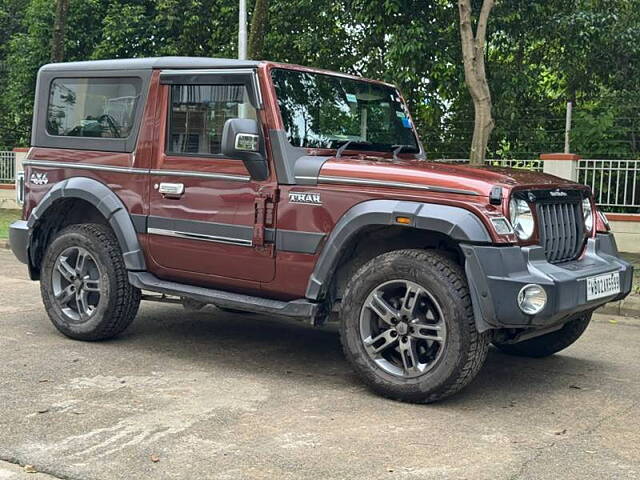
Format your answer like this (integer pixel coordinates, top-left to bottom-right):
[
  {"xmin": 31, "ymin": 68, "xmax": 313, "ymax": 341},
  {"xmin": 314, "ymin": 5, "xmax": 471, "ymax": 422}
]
[{"xmin": 221, "ymin": 118, "xmax": 269, "ymax": 181}]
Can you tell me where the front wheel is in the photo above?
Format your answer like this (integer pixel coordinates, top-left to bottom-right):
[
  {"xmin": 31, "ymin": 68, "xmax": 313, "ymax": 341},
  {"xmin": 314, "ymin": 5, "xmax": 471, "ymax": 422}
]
[
  {"xmin": 40, "ymin": 223, "xmax": 141, "ymax": 341},
  {"xmin": 340, "ymin": 249, "xmax": 489, "ymax": 403}
]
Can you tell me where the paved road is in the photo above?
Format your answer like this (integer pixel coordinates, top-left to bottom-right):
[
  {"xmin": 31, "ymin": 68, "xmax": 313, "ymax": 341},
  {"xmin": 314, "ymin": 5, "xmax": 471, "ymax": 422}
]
[{"xmin": 0, "ymin": 248, "xmax": 638, "ymax": 480}]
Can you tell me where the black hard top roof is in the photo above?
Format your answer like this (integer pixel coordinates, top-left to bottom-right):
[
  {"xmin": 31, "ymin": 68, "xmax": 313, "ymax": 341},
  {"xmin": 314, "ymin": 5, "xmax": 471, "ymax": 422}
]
[{"xmin": 39, "ymin": 56, "xmax": 262, "ymax": 72}]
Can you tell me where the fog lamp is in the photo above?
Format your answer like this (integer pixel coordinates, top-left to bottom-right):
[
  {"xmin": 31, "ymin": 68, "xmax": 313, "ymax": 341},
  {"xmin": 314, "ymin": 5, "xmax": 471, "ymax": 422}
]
[{"xmin": 517, "ymin": 284, "xmax": 547, "ymax": 315}]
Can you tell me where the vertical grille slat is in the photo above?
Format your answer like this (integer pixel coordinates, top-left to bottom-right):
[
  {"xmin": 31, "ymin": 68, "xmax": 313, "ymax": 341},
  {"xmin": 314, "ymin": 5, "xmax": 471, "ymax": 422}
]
[
  {"xmin": 535, "ymin": 194, "xmax": 585, "ymax": 264},
  {"xmin": 566, "ymin": 203, "xmax": 575, "ymax": 258},
  {"xmin": 562, "ymin": 203, "xmax": 571, "ymax": 259},
  {"xmin": 550, "ymin": 204, "xmax": 559, "ymax": 262}
]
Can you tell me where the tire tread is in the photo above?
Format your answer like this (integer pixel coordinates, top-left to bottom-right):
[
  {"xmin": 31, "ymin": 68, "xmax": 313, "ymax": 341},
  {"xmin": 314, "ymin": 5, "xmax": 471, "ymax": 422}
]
[
  {"xmin": 41, "ymin": 223, "xmax": 140, "ymax": 341},
  {"xmin": 340, "ymin": 249, "xmax": 489, "ymax": 403}
]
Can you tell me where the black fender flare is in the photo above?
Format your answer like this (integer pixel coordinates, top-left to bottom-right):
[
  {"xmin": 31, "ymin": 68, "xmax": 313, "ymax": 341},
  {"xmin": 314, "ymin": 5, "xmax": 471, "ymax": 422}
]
[
  {"xmin": 27, "ymin": 177, "xmax": 146, "ymax": 271},
  {"xmin": 305, "ymin": 199, "xmax": 491, "ymax": 300}
]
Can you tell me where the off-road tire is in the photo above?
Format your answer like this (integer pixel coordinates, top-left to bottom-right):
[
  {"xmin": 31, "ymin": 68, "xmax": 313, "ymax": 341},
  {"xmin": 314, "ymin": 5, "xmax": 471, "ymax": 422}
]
[
  {"xmin": 340, "ymin": 249, "xmax": 490, "ymax": 403},
  {"xmin": 41, "ymin": 223, "xmax": 141, "ymax": 341},
  {"xmin": 493, "ymin": 314, "xmax": 592, "ymax": 358}
]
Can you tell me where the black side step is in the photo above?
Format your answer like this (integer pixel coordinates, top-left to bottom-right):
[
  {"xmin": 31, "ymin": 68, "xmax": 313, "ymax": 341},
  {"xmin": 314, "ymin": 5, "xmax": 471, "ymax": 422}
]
[{"xmin": 128, "ymin": 272, "xmax": 319, "ymax": 319}]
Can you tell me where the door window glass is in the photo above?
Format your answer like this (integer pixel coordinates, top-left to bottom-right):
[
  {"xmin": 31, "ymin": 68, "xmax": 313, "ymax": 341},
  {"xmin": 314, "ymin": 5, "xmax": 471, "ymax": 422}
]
[{"xmin": 167, "ymin": 84, "xmax": 257, "ymax": 155}]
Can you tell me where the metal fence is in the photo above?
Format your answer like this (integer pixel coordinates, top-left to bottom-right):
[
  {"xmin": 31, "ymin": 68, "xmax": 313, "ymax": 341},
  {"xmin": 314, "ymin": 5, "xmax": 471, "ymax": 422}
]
[
  {"xmin": 577, "ymin": 159, "xmax": 640, "ymax": 211},
  {"xmin": 437, "ymin": 157, "xmax": 639, "ymax": 212},
  {"xmin": 434, "ymin": 158, "xmax": 544, "ymax": 172},
  {"xmin": 485, "ymin": 158, "xmax": 544, "ymax": 171},
  {"xmin": 0, "ymin": 151, "xmax": 15, "ymax": 184},
  {"xmin": 434, "ymin": 158, "xmax": 545, "ymax": 171}
]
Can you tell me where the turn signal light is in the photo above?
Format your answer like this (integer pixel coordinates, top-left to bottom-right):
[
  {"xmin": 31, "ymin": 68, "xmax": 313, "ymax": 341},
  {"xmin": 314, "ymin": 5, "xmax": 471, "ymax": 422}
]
[{"xmin": 395, "ymin": 216, "xmax": 412, "ymax": 225}]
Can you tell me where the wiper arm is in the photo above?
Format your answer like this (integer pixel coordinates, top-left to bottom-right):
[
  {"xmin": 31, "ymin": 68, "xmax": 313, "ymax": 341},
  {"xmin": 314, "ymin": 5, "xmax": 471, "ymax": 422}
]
[
  {"xmin": 392, "ymin": 144, "xmax": 415, "ymax": 161},
  {"xmin": 335, "ymin": 140, "xmax": 372, "ymax": 158}
]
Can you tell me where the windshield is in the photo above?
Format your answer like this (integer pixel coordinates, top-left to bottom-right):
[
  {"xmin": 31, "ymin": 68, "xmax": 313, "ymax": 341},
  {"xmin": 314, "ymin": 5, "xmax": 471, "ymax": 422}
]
[{"xmin": 272, "ymin": 68, "xmax": 419, "ymax": 153}]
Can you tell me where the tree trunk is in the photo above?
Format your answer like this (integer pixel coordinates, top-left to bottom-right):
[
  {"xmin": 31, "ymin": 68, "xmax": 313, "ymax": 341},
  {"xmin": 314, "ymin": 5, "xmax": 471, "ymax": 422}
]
[
  {"xmin": 248, "ymin": 0, "xmax": 269, "ymax": 60},
  {"xmin": 51, "ymin": 0, "xmax": 69, "ymax": 62},
  {"xmin": 471, "ymin": 101, "xmax": 493, "ymax": 162},
  {"xmin": 458, "ymin": 0, "xmax": 495, "ymax": 165}
]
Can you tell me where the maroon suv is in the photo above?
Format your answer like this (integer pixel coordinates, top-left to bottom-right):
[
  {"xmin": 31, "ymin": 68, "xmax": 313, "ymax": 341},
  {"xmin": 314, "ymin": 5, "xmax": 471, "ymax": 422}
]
[{"xmin": 9, "ymin": 57, "xmax": 632, "ymax": 403}]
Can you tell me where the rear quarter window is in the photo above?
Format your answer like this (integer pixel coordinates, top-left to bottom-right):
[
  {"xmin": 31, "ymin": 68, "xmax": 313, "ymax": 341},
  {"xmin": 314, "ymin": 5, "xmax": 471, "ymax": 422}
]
[{"xmin": 46, "ymin": 77, "xmax": 141, "ymax": 139}]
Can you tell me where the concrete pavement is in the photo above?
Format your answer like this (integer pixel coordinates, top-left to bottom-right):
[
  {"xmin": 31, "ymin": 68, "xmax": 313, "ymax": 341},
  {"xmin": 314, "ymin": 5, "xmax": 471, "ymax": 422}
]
[{"xmin": 0, "ymin": 249, "xmax": 638, "ymax": 479}]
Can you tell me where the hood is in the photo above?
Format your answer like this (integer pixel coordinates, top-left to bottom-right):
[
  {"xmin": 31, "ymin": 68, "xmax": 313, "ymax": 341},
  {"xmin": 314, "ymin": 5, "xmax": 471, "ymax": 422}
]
[{"xmin": 318, "ymin": 157, "xmax": 582, "ymax": 197}]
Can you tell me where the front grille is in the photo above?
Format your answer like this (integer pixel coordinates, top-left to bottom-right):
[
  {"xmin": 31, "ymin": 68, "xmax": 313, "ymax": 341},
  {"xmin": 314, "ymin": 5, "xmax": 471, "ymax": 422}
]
[{"xmin": 536, "ymin": 200, "xmax": 585, "ymax": 264}]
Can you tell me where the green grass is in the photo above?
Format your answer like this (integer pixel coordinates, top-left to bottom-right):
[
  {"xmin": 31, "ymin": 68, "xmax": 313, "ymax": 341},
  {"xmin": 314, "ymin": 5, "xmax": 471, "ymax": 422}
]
[{"xmin": 0, "ymin": 209, "xmax": 21, "ymax": 239}]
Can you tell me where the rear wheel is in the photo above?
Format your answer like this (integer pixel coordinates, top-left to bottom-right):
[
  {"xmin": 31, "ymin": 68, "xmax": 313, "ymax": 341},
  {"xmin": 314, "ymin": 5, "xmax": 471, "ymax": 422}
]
[
  {"xmin": 340, "ymin": 249, "xmax": 489, "ymax": 403},
  {"xmin": 41, "ymin": 224, "xmax": 141, "ymax": 341},
  {"xmin": 493, "ymin": 314, "xmax": 592, "ymax": 358}
]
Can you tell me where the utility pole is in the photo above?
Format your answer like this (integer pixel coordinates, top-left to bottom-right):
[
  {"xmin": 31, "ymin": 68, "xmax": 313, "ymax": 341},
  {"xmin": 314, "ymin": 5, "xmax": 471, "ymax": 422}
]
[
  {"xmin": 564, "ymin": 101, "xmax": 572, "ymax": 154},
  {"xmin": 238, "ymin": 0, "xmax": 247, "ymax": 60}
]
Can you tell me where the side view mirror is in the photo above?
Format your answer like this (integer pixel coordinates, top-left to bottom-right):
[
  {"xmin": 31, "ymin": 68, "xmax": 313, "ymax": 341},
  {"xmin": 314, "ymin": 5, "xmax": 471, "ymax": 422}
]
[{"xmin": 221, "ymin": 118, "xmax": 268, "ymax": 181}]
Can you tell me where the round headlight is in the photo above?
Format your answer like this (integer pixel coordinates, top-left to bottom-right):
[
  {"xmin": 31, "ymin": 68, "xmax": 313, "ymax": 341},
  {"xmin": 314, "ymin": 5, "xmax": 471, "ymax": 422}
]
[
  {"xmin": 509, "ymin": 198, "xmax": 535, "ymax": 240},
  {"xmin": 582, "ymin": 198, "xmax": 593, "ymax": 232}
]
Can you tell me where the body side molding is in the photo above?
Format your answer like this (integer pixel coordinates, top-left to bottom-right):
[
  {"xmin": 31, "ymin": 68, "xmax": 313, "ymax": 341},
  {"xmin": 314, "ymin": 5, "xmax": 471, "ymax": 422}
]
[
  {"xmin": 305, "ymin": 199, "xmax": 492, "ymax": 300},
  {"xmin": 27, "ymin": 177, "xmax": 146, "ymax": 271}
]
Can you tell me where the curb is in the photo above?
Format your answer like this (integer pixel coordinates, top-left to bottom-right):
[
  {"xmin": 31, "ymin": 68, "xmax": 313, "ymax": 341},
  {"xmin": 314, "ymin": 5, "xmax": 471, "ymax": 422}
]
[{"xmin": 597, "ymin": 294, "xmax": 640, "ymax": 318}]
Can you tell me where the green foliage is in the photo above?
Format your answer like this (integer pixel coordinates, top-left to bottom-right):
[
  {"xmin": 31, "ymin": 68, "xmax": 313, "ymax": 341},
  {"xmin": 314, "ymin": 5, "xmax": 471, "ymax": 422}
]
[{"xmin": 0, "ymin": 0, "xmax": 640, "ymax": 159}]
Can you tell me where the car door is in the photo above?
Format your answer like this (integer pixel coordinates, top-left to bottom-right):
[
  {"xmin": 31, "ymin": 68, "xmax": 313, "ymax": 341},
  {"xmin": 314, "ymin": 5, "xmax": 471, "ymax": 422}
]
[{"xmin": 147, "ymin": 69, "xmax": 276, "ymax": 284}]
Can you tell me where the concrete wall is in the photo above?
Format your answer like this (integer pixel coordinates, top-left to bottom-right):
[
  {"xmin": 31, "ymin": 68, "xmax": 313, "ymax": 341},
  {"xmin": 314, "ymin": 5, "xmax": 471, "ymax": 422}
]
[
  {"xmin": 609, "ymin": 216, "xmax": 640, "ymax": 254},
  {"xmin": 14, "ymin": 149, "xmax": 27, "ymax": 172},
  {"xmin": 0, "ymin": 187, "xmax": 19, "ymax": 210}
]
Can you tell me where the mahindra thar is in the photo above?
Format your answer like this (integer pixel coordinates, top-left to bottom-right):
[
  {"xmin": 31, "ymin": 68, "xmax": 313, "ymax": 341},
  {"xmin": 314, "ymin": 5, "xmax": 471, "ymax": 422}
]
[{"xmin": 9, "ymin": 57, "xmax": 632, "ymax": 403}]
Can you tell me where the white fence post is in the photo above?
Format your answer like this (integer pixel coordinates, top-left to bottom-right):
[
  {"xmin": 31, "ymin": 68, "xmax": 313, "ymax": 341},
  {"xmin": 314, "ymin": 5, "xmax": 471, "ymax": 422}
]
[
  {"xmin": 540, "ymin": 153, "xmax": 580, "ymax": 182},
  {"xmin": 13, "ymin": 148, "xmax": 27, "ymax": 175}
]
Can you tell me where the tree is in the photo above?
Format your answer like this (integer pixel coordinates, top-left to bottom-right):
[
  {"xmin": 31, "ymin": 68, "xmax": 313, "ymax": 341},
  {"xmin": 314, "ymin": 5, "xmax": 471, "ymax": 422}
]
[
  {"xmin": 50, "ymin": 0, "xmax": 69, "ymax": 62},
  {"xmin": 458, "ymin": 0, "xmax": 495, "ymax": 164},
  {"xmin": 248, "ymin": 0, "xmax": 268, "ymax": 59}
]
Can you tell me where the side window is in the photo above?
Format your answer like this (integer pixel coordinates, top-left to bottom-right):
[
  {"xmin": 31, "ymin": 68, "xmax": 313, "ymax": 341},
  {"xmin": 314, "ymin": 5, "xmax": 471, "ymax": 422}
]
[
  {"xmin": 47, "ymin": 77, "xmax": 141, "ymax": 138},
  {"xmin": 167, "ymin": 84, "xmax": 257, "ymax": 156}
]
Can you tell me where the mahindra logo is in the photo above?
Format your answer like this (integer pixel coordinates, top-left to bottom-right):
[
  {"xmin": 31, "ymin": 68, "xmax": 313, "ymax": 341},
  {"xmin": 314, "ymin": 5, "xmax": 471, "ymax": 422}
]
[
  {"xmin": 549, "ymin": 189, "xmax": 567, "ymax": 197},
  {"xmin": 288, "ymin": 191, "xmax": 322, "ymax": 205}
]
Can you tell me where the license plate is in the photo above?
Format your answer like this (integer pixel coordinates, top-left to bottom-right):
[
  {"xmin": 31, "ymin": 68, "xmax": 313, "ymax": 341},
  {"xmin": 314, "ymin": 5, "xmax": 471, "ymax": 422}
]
[{"xmin": 586, "ymin": 272, "xmax": 621, "ymax": 301}]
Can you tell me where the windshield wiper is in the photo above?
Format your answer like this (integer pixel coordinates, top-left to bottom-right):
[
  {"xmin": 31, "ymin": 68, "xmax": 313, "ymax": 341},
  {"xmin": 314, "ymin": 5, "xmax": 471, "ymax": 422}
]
[
  {"xmin": 335, "ymin": 140, "xmax": 372, "ymax": 158},
  {"xmin": 392, "ymin": 144, "xmax": 418, "ymax": 161}
]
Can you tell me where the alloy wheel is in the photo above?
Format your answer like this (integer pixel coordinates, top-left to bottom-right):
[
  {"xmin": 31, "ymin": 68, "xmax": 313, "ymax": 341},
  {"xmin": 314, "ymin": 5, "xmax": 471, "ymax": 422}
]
[
  {"xmin": 359, "ymin": 279, "xmax": 447, "ymax": 378},
  {"xmin": 51, "ymin": 246, "xmax": 103, "ymax": 323}
]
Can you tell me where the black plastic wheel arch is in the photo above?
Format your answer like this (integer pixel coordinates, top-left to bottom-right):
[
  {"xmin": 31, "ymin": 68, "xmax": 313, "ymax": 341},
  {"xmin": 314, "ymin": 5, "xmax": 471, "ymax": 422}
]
[{"xmin": 27, "ymin": 177, "xmax": 146, "ymax": 272}]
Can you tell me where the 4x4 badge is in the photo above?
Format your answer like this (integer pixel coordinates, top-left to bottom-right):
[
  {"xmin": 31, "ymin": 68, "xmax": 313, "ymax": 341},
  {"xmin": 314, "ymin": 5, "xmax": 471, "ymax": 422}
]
[
  {"xmin": 30, "ymin": 172, "xmax": 48, "ymax": 185},
  {"xmin": 288, "ymin": 191, "xmax": 322, "ymax": 205}
]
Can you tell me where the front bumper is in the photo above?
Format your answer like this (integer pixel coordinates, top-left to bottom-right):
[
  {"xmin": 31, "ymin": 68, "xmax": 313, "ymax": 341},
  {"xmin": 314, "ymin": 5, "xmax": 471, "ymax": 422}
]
[
  {"xmin": 462, "ymin": 233, "xmax": 633, "ymax": 331},
  {"xmin": 9, "ymin": 220, "xmax": 29, "ymax": 265}
]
